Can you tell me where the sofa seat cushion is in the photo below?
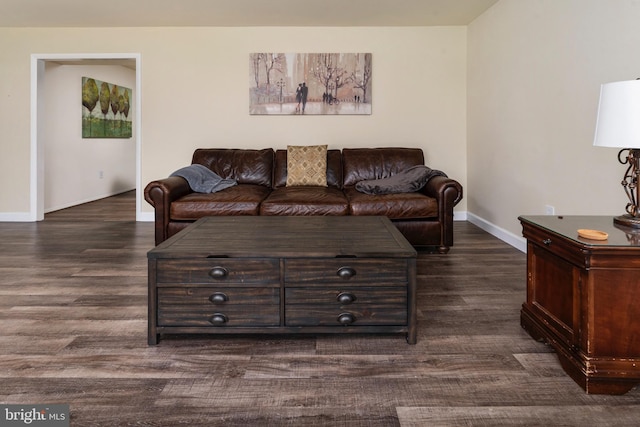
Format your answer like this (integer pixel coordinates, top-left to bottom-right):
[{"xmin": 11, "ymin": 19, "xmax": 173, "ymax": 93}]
[
  {"xmin": 170, "ymin": 184, "xmax": 271, "ymax": 219},
  {"xmin": 344, "ymin": 187, "xmax": 438, "ymax": 219},
  {"xmin": 260, "ymin": 187, "xmax": 348, "ymax": 216}
]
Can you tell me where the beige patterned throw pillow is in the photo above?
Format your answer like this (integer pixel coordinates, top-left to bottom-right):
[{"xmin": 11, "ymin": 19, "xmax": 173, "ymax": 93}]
[{"xmin": 286, "ymin": 145, "xmax": 328, "ymax": 187}]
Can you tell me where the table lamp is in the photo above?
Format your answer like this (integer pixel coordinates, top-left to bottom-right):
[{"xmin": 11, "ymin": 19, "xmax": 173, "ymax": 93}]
[{"xmin": 593, "ymin": 79, "xmax": 640, "ymax": 228}]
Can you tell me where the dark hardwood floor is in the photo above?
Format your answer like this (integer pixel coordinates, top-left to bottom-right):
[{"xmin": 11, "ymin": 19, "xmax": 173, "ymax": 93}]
[{"xmin": 1, "ymin": 191, "xmax": 640, "ymax": 426}]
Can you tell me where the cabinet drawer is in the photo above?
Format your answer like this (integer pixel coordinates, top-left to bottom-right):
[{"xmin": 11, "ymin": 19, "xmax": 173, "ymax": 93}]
[
  {"xmin": 155, "ymin": 258, "xmax": 279, "ymax": 286},
  {"xmin": 286, "ymin": 287, "xmax": 407, "ymax": 305},
  {"xmin": 158, "ymin": 306, "xmax": 280, "ymax": 327},
  {"xmin": 159, "ymin": 287, "xmax": 280, "ymax": 305},
  {"xmin": 285, "ymin": 259, "xmax": 408, "ymax": 286},
  {"xmin": 285, "ymin": 305, "xmax": 407, "ymax": 326},
  {"xmin": 522, "ymin": 224, "xmax": 588, "ymax": 268},
  {"xmin": 158, "ymin": 287, "xmax": 280, "ymax": 327}
]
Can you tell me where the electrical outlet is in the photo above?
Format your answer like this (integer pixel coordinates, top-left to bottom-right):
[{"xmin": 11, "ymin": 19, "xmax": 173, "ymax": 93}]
[
  {"xmin": 545, "ymin": 205, "xmax": 555, "ymax": 215},
  {"xmin": 99, "ymin": 170, "xmax": 104, "ymax": 179}
]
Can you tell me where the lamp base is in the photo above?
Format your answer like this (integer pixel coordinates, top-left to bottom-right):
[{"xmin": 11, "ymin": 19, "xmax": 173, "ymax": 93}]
[{"xmin": 614, "ymin": 214, "xmax": 640, "ymax": 229}]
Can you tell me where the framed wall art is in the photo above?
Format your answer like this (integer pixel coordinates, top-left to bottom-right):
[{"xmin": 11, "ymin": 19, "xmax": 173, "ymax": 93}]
[
  {"xmin": 82, "ymin": 77, "xmax": 132, "ymax": 138},
  {"xmin": 249, "ymin": 53, "xmax": 372, "ymax": 115}
]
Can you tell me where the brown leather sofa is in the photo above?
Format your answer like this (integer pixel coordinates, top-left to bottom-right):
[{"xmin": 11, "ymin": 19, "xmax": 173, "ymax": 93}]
[{"xmin": 144, "ymin": 147, "xmax": 463, "ymax": 252}]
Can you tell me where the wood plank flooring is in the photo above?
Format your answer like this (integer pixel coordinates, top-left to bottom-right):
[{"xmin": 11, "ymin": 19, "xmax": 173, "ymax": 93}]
[{"xmin": 1, "ymin": 191, "xmax": 640, "ymax": 426}]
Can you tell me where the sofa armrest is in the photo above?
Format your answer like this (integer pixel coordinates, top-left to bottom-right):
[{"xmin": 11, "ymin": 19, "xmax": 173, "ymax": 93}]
[
  {"xmin": 144, "ymin": 176, "xmax": 192, "ymax": 245},
  {"xmin": 421, "ymin": 176, "xmax": 463, "ymax": 250},
  {"xmin": 422, "ymin": 176, "xmax": 463, "ymax": 207}
]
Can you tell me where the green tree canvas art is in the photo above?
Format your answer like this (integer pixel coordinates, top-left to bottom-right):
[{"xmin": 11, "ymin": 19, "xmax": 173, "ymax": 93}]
[{"xmin": 82, "ymin": 77, "xmax": 132, "ymax": 138}]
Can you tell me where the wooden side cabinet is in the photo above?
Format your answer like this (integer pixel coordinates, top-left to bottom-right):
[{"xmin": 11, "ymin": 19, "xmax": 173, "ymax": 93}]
[{"xmin": 519, "ymin": 215, "xmax": 640, "ymax": 394}]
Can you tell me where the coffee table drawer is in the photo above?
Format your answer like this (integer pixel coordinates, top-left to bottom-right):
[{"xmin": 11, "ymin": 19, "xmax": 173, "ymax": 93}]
[
  {"xmin": 285, "ymin": 305, "xmax": 407, "ymax": 326},
  {"xmin": 156, "ymin": 258, "xmax": 279, "ymax": 285},
  {"xmin": 284, "ymin": 259, "xmax": 408, "ymax": 285},
  {"xmin": 158, "ymin": 287, "xmax": 280, "ymax": 327},
  {"xmin": 286, "ymin": 287, "xmax": 407, "ymax": 305},
  {"xmin": 159, "ymin": 307, "xmax": 280, "ymax": 327}
]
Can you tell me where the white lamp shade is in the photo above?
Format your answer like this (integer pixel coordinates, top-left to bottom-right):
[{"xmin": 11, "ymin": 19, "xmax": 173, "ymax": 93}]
[{"xmin": 594, "ymin": 79, "xmax": 640, "ymax": 149}]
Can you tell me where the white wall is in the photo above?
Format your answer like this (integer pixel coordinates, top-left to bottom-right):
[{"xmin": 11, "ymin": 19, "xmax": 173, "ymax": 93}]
[
  {"xmin": 44, "ymin": 62, "xmax": 136, "ymax": 212},
  {"xmin": 467, "ymin": 0, "xmax": 640, "ymax": 250},
  {"xmin": 0, "ymin": 26, "xmax": 468, "ymax": 220}
]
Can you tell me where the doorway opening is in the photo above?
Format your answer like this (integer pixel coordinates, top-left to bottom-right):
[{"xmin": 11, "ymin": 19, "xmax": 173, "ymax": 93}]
[{"xmin": 30, "ymin": 53, "xmax": 142, "ymax": 222}]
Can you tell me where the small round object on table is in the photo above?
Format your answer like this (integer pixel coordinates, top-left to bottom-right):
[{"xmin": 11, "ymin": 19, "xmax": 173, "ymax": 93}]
[{"xmin": 577, "ymin": 229, "xmax": 608, "ymax": 241}]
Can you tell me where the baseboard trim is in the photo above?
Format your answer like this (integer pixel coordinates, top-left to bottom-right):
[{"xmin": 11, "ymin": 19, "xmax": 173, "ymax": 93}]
[
  {"xmin": 138, "ymin": 211, "xmax": 154, "ymax": 222},
  {"xmin": 0, "ymin": 212, "xmax": 33, "ymax": 222},
  {"xmin": 467, "ymin": 213, "xmax": 526, "ymax": 253},
  {"xmin": 454, "ymin": 211, "xmax": 467, "ymax": 221}
]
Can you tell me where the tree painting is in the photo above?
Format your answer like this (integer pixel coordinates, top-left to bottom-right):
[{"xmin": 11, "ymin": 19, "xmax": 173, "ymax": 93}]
[
  {"xmin": 99, "ymin": 81, "xmax": 111, "ymax": 134},
  {"xmin": 82, "ymin": 77, "xmax": 133, "ymax": 138},
  {"xmin": 249, "ymin": 53, "xmax": 372, "ymax": 115},
  {"xmin": 82, "ymin": 78, "xmax": 99, "ymax": 134}
]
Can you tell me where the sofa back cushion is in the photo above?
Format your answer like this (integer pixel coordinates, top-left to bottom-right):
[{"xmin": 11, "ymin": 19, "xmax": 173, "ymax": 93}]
[
  {"xmin": 191, "ymin": 148, "xmax": 274, "ymax": 187},
  {"xmin": 342, "ymin": 148, "xmax": 425, "ymax": 187},
  {"xmin": 273, "ymin": 149, "xmax": 342, "ymax": 189}
]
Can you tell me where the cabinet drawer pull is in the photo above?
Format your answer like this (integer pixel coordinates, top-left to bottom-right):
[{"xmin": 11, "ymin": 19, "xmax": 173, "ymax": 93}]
[
  {"xmin": 542, "ymin": 239, "xmax": 552, "ymax": 246},
  {"xmin": 209, "ymin": 292, "xmax": 229, "ymax": 303},
  {"xmin": 337, "ymin": 292, "xmax": 357, "ymax": 304},
  {"xmin": 209, "ymin": 266, "xmax": 229, "ymax": 279},
  {"xmin": 337, "ymin": 312, "xmax": 356, "ymax": 325},
  {"xmin": 337, "ymin": 266, "xmax": 356, "ymax": 280},
  {"xmin": 209, "ymin": 313, "xmax": 228, "ymax": 325}
]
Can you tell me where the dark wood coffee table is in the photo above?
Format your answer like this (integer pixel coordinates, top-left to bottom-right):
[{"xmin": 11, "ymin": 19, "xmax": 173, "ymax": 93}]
[{"xmin": 148, "ymin": 216, "xmax": 417, "ymax": 345}]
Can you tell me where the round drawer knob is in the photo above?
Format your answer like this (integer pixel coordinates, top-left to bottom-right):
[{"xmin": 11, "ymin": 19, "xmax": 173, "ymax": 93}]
[
  {"xmin": 209, "ymin": 292, "xmax": 229, "ymax": 303},
  {"xmin": 337, "ymin": 312, "xmax": 356, "ymax": 325},
  {"xmin": 337, "ymin": 266, "xmax": 356, "ymax": 280},
  {"xmin": 209, "ymin": 313, "xmax": 228, "ymax": 325},
  {"xmin": 337, "ymin": 292, "xmax": 356, "ymax": 305},
  {"xmin": 209, "ymin": 266, "xmax": 228, "ymax": 279}
]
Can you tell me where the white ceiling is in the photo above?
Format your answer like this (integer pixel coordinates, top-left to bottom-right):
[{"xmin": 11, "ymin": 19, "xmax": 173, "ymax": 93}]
[{"xmin": 0, "ymin": 0, "xmax": 498, "ymax": 27}]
